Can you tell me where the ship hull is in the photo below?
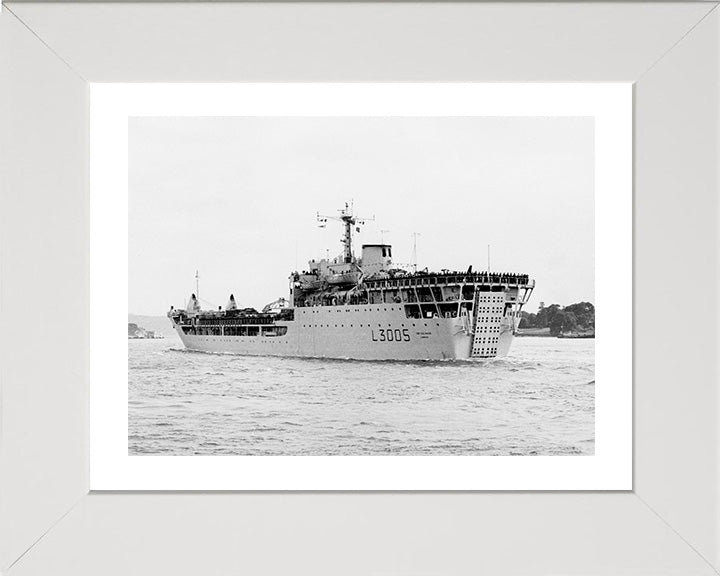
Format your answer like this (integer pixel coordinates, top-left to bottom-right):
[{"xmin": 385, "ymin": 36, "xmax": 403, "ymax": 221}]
[{"xmin": 172, "ymin": 303, "xmax": 516, "ymax": 361}]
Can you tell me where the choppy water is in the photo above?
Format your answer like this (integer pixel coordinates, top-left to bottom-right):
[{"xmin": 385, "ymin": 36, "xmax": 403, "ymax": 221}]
[{"xmin": 129, "ymin": 335, "xmax": 594, "ymax": 456}]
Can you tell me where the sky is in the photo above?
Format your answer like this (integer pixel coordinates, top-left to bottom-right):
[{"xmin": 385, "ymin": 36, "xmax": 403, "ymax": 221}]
[{"xmin": 129, "ymin": 116, "xmax": 594, "ymax": 316}]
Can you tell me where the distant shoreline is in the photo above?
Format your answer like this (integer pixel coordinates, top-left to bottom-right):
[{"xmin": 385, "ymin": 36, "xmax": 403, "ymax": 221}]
[
  {"xmin": 516, "ymin": 328, "xmax": 554, "ymax": 337},
  {"xmin": 516, "ymin": 327, "xmax": 595, "ymax": 339}
]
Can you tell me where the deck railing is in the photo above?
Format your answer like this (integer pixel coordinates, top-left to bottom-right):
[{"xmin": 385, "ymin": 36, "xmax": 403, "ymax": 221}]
[{"xmin": 364, "ymin": 272, "xmax": 531, "ymax": 289}]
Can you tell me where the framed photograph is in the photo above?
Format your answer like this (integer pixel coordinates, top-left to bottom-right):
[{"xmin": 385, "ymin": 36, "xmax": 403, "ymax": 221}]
[{"xmin": 2, "ymin": 2, "xmax": 719, "ymax": 574}]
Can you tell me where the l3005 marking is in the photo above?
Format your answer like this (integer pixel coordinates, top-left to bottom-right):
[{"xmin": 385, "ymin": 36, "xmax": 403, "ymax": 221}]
[{"xmin": 371, "ymin": 328, "xmax": 411, "ymax": 342}]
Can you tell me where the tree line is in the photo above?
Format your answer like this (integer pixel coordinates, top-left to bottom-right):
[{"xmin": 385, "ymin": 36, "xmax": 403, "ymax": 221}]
[{"xmin": 519, "ymin": 302, "xmax": 595, "ymax": 336}]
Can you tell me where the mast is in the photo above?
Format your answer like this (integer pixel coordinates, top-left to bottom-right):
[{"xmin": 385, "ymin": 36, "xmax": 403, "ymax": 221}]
[
  {"xmin": 341, "ymin": 206, "xmax": 354, "ymax": 263},
  {"xmin": 195, "ymin": 270, "xmax": 200, "ymax": 304},
  {"xmin": 317, "ymin": 202, "xmax": 374, "ymax": 264}
]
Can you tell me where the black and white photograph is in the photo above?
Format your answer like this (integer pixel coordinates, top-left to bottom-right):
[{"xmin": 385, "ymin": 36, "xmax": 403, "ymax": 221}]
[{"xmin": 128, "ymin": 114, "xmax": 595, "ymax": 457}]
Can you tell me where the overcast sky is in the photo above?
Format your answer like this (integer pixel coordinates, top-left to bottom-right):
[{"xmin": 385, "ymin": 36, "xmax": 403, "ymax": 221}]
[{"xmin": 129, "ymin": 116, "xmax": 593, "ymax": 316}]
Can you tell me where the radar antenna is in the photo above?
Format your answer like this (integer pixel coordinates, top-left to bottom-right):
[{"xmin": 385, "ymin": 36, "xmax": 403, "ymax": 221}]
[{"xmin": 317, "ymin": 202, "xmax": 374, "ymax": 264}]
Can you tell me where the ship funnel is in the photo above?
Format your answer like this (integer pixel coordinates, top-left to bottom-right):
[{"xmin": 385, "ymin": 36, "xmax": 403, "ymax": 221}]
[
  {"xmin": 187, "ymin": 293, "xmax": 200, "ymax": 312},
  {"xmin": 226, "ymin": 294, "xmax": 238, "ymax": 310},
  {"xmin": 360, "ymin": 244, "xmax": 393, "ymax": 275}
]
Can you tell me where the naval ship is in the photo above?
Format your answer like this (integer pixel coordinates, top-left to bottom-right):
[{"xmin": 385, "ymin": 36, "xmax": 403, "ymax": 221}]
[{"xmin": 168, "ymin": 204, "xmax": 534, "ymax": 360}]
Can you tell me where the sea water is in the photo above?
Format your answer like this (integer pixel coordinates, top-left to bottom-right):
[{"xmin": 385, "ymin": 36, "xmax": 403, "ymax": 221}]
[{"xmin": 129, "ymin": 335, "xmax": 594, "ymax": 456}]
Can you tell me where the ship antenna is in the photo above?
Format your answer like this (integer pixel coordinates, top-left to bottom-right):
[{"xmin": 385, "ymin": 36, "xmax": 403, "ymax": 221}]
[
  {"xmin": 411, "ymin": 232, "xmax": 421, "ymax": 273},
  {"xmin": 195, "ymin": 270, "xmax": 200, "ymax": 304},
  {"xmin": 487, "ymin": 244, "xmax": 491, "ymax": 273}
]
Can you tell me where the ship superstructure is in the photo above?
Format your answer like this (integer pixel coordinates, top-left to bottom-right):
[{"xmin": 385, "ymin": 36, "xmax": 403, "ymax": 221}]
[{"xmin": 168, "ymin": 204, "xmax": 534, "ymax": 360}]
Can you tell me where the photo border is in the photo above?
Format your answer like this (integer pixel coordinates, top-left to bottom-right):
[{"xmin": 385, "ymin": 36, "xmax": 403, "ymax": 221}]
[{"xmin": 90, "ymin": 83, "xmax": 632, "ymax": 490}]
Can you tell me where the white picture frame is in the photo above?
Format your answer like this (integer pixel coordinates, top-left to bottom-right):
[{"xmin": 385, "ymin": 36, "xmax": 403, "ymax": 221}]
[{"xmin": 1, "ymin": 1, "xmax": 719, "ymax": 574}]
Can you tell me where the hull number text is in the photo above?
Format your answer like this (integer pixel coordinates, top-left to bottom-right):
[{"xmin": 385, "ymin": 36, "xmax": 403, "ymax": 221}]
[{"xmin": 371, "ymin": 328, "xmax": 411, "ymax": 342}]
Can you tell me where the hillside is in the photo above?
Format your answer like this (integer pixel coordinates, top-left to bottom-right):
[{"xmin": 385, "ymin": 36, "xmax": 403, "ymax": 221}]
[
  {"xmin": 128, "ymin": 314, "xmax": 175, "ymax": 338},
  {"xmin": 519, "ymin": 302, "xmax": 595, "ymax": 337}
]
